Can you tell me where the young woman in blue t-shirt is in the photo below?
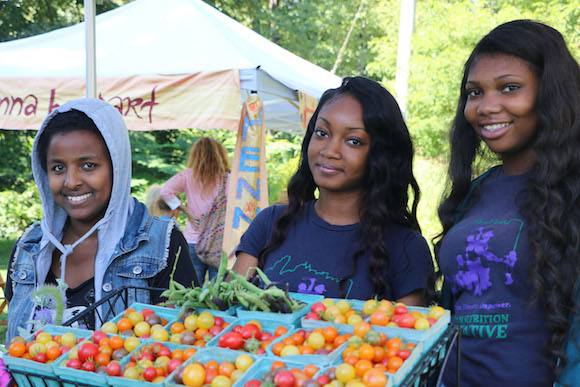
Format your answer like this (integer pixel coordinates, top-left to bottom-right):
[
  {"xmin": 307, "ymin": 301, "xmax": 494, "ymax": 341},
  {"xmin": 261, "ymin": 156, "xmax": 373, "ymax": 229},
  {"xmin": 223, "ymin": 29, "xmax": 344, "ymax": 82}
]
[
  {"xmin": 234, "ymin": 76, "xmax": 434, "ymax": 305},
  {"xmin": 435, "ymin": 20, "xmax": 580, "ymax": 386}
]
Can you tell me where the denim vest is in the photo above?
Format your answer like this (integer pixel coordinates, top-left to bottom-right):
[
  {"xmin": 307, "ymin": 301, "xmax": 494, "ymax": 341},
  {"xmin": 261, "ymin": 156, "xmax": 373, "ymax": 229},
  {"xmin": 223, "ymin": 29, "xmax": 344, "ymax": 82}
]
[{"xmin": 7, "ymin": 200, "xmax": 172, "ymax": 342}]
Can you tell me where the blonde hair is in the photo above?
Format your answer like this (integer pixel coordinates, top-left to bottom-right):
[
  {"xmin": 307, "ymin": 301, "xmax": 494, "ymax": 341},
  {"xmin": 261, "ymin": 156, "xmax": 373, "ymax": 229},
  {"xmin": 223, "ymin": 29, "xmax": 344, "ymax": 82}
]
[
  {"xmin": 187, "ymin": 137, "xmax": 230, "ymax": 197},
  {"xmin": 145, "ymin": 184, "xmax": 163, "ymax": 217}
]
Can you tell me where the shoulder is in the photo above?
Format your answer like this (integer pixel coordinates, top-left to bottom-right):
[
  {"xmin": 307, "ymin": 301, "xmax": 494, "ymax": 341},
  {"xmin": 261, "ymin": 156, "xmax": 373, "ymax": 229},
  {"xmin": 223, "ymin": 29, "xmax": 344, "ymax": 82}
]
[
  {"xmin": 384, "ymin": 223, "xmax": 431, "ymax": 257},
  {"xmin": 254, "ymin": 204, "xmax": 288, "ymax": 223}
]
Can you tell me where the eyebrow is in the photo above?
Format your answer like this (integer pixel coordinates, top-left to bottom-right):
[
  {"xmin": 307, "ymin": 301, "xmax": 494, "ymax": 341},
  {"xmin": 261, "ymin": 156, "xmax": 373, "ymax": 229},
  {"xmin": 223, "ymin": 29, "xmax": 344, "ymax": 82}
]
[
  {"xmin": 317, "ymin": 116, "xmax": 366, "ymax": 131},
  {"xmin": 466, "ymin": 73, "xmax": 522, "ymax": 85},
  {"xmin": 47, "ymin": 155, "xmax": 99, "ymax": 164}
]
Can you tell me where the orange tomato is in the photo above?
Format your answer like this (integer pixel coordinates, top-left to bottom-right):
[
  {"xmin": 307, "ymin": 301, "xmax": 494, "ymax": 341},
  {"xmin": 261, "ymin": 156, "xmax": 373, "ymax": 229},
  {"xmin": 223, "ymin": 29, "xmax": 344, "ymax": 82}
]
[
  {"xmin": 271, "ymin": 360, "xmax": 286, "ymax": 372},
  {"xmin": 170, "ymin": 322, "xmax": 185, "ymax": 334},
  {"xmin": 272, "ymin": 342, "xmax": 285, "ymax": 356},
  {"xmin": 94, "ymin": 352, "xmax": 110, "ymax": 366},
  {"xmin": 117, "ymin": 317, "xmax": 133, "ymax": 332},
  {"xmin": 370, "ymin": 311, "xmax": 390, "ymax": 326},
  {"xmin": 373, "ymin": 346, "xmax": 386, "ymax": 363},
  {"xmin": 8, "ymin": 342, "xmax": 26, "ymax": 357},
  {"xmin": 183, "ymin": 347, "xmax": 197, "ymax": 360},
  {"xmin": 274, "ymin": 326, "xmax": 288, "ymax": 337},
  {"xmin": 387, "ymin": 356, "xmax": 404, "ymax": 373},
  {"xmin": 353, "ymin": 322, "xmax": 372, "ymax": 338},
  {"xmin": 204, "ymin": 368, "xmax": 219, "ymax": 384},
  {"xmin": 172, "ymin": 349, "xmax": 184, "ymax": 360},
  {"xmin": 282, "ymin": 337, "xmax": 296, "ymax": 346},
  {"xmin": 218, "ymin": 361, "xmax": 236, "ymax": 378},
  {"xmin": 291, "ymin": 333, "xmax": 305, "ymax": 346},
  {"xmin": 344, "ymin": 354, "xmax": 359, "ymax": 366},
  {"xmin": 303, "ymin": 364, "xmax": 319, "ymax": 378},
  {"xmin": 386, "ymin": 347, "xmax": 399, "ymax": 359},
  {"xmin": 195, "ymin": 328, "xmax": 209, "ymax": 340},
  {"xmin": 379, "ymin": 332, "xmax": 388, "ymax": 347},
  {"xmin": 205, "ymin": 360, "xmax": 220, "ymax": 370},
  {"xmin": 99, "ymin": 344, "xmax": 113, "ymax": 357},
  {"xmin": 260, "ymin": 340, "xmax": 272, "ymax": 351},
  {"xmin": 110, "ymin": 336, "xmax": 124, "ymax": 350},
  {"xmin": 123, "ymin": 308, "xmax": 137, "ymax": 317},
  {"xmin": 354, "ymin": 359, "xmax": 373, "ymax": 378},
  {"xmin": 322, "ymin": 327, "xmax": 338, "ymax": 343},
  {"xmin": 333, "ymin": 335, "xmax": 348, "ymax": 347},
  {"xmin": 386, "ymin": 337, "xmax": 403, "ymax": 350},
  {"xmin": 193, "ymin": 339, "xmax": 206, "ymax": 347},
  {"xmin": 358, "ymin": 344, "xmax": 375, "ymax": 360},
  {"xmin": 299, "ymin": 345, "xmax": 315, "ymax": 355},
  {"xmin": 363, "ymin": 369, "xmax": 388, "ymax": 387},
  {"xmin": 46, "ymin": 346, "xmax": 61, "ymax": 360},
  {"xmin": 342, "ymin": 346, "xmax": 356, "ymax": 359}
]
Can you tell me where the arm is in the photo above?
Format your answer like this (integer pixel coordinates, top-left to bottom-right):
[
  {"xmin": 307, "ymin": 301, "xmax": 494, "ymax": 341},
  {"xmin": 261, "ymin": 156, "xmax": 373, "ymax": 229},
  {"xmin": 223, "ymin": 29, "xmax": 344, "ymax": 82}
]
[
  {"xmin": 179, "ymin": 204, "xmax": 197, "ymax": 224},
  {"xmin": 231, "ymin": 252, "xmax": 259, "ymax": 279},
  {"xmin": 160, "ymin": 172, "xmax": 186, "ymax": 211},
  {"xmin": 149, "ymin": 227, "xmax": 199, "ymax": 304},
  {"xmin": 4, "ymin": 240, "xmax": 19, "ymax": 303}
]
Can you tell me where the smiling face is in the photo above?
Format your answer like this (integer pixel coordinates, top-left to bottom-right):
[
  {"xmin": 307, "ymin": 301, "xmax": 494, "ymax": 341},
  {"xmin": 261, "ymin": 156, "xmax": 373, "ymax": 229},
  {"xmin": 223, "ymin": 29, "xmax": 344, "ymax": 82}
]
[
  {"xmin": 464, "ymin": 54, "xmax": 540, "ymax": 174},
  {"xmin": 307, "ymin": 94, "xmax": 371, "ymax": 195},
  {"xmin": 46, "ymin": 129, "xmax": 113, "ymax": 229}
]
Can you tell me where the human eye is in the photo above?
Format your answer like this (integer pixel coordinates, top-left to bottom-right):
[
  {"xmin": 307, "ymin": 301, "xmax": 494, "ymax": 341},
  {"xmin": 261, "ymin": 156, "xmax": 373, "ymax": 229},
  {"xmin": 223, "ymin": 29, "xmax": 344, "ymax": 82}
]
[
  {"xmin": 50, "ymin": 164, "xmax": 64, "ymax": 173},
  {"xmin": 314, "ymin": 128, "xmax": 328, "ymax": 138},
  {"xmin": 501, "ymin": 84, "xmax": 519, "ymax": 93},
  {"xmin": 347, "ymin": 137, "xmax": 364, "ymax": 146},
  {"xmin": 466, "ymin": 88, "xmax": 481, "ymax": 98},
  {"xmin": 82, "ymin": 162, "xmax": 97, "ymax": 171}
]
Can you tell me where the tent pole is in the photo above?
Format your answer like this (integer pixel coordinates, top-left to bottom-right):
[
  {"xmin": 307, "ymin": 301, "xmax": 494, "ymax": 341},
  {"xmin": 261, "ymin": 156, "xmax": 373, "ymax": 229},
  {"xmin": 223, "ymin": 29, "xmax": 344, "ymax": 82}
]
[{"xmin": 85, "ymin": 0, "xmax": 97, "ymax": 98}]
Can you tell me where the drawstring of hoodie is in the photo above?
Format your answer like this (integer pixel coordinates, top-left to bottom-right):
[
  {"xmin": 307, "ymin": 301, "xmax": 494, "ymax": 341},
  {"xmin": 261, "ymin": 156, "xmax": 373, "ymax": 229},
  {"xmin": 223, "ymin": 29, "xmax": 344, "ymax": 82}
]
[{"xmin": 41, "ymin": 217, "xmax": 107, "ymax": 285}]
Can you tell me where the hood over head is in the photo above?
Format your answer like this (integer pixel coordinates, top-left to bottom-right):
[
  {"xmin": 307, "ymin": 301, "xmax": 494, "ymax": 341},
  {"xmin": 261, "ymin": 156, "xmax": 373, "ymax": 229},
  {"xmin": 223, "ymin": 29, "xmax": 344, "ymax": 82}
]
[{"xmin": 31, "ymin": 98, "xmax": 134, "ymax": 309}]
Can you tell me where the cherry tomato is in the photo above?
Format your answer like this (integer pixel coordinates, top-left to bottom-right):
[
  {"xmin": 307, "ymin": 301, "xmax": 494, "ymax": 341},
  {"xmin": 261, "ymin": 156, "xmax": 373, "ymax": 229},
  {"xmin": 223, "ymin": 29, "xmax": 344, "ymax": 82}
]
[
  {"xmin": 394, "ymin": 304, "xmax": 408, "ymax": 315},
  {"xmin": 244, "ymin": 379, "xmax": 261, "ymax": 387},
  {"xmin": 183, "ymin": 363, "xmax": 206, "ymax": 387},
  {"xmin": 143, "ymin": 366, "xmax": 158, "ymax": 382},
  {"xmin": 218, "ymin": 332, "xmax": 244, "ymax": 350},
  {"xmin": 66, "ymin": 358, "xmax": 82, "ymax": 369},
  {"xmin": 90, "ymin": 331, "xmax": 108, "ymax": 345},
  {"xmin": 82, "ymin": 360, "xmax": 96, "ymax": 372},
  {"xmin": 78, "ymin": 343, "xmax": 99, "ymax": 363},
  {"xmin": 310, "ymin": 302, "xmax": 326, "ymax": 314},
  {"xmin": 106, "ymin": 361, "xmax": 122, "ymax": 376},
  {"xmin": 274, "ymin": 370, "xmax": 296, "ymax": 387},
  {"xmin": 241, "ymin": 324, "xmax": 261, "ymax": 340},
  {"xmin": 305, "ymin": 312, "xmax": 321, "ymax": 320},
  {"xmin": 167, "ymin": 358, "xmax": 184, "ymax": 374},
  {"xmin": 317, "ymin": 375, "xmax": 331, "ymax": 386},
  {"xmin": 33, "ymin": 352, "xmax": 48, "ymax": 363}
]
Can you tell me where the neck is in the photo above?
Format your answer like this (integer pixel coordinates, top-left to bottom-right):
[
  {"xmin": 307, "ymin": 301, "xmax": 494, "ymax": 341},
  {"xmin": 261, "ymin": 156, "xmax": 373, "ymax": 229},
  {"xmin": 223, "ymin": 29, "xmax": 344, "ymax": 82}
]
[
  {"xmin": 314, "ymin": 190, "xmax": 362, "ymax": 225},
  {"xmin": 502, "ymin": 148, "xmax": 535, "ymax": 175},
  {"xmin": 65, "ymin": 219, "xmax": 99, "ymax": 243}
]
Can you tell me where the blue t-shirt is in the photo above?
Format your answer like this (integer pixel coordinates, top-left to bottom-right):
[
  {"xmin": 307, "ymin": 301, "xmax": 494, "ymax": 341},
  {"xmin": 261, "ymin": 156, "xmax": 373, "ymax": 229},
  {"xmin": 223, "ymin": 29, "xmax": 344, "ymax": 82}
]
[
  {"xmin": 440, "ymin": 167, "xmax": 554, "ymax": 387},
  {"xmin": 236, "ymin": 200, "xmax": 433, "ymax": 300}
]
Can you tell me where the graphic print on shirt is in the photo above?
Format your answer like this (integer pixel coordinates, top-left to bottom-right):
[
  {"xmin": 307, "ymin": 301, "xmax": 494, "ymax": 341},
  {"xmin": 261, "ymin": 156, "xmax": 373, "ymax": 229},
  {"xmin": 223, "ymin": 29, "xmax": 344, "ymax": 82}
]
[
  {"xmin": 451, "ymin": 219, "xmax": 522, "ymax": 297},
  {"xmin": 265, "ymin": 255, "xmax": 354, "ymax": 297},
  {"xmin": 449, "ymin": 217, "xmax": 524, "ymax": 339}
]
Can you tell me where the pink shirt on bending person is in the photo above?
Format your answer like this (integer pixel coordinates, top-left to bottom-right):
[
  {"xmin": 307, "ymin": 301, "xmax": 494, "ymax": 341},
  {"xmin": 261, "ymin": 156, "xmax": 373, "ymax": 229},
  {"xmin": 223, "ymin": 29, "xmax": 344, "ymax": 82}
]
[{"xmin": 160, "ymin": 169, "xmax": 228, "ymax": 244}]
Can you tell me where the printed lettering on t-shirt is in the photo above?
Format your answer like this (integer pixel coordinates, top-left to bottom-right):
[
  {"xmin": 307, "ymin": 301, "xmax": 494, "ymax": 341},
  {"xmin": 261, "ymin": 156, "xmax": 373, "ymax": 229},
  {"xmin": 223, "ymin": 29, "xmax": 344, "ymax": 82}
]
[
  {"xmin": 265, "ymin": 255, "xmax": 354, "ymax": 298},
  {"xmin": 451, "ymin": 218, "xmax": 524, "ymax": 297}
]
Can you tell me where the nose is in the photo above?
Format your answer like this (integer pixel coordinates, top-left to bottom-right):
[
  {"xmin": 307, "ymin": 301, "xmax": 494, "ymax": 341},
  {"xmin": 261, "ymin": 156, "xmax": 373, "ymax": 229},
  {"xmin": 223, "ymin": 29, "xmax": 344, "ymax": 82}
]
[
  {"xmin": 477, "ymin": 92, "xmax": 502, "ymax": 115},
  {"xmin": 64, "ymin": 168, "xmax": 82, "ymax": 189},
  {"xmin": 320, "ymin": 137, "xmax": 341, "ymax": 159}
]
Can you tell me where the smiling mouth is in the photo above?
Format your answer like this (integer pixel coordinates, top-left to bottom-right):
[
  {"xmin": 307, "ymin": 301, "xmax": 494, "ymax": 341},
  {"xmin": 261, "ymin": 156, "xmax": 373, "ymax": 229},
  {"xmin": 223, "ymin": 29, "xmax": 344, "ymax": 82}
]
[
  {"xmin": 67, "ymin": 193, "xmax": 92, "ymax": 202},
  {"xmin": 482, "ymin": 122, "xmax": 511, "ymax": 132}
]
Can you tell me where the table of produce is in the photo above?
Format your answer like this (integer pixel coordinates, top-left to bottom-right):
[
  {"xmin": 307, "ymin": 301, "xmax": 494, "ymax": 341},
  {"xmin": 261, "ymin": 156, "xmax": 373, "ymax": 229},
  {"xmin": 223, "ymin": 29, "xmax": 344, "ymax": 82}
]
[{"xmin": 4, "ymin": 259, "xmax": 454, "ymax": 387}]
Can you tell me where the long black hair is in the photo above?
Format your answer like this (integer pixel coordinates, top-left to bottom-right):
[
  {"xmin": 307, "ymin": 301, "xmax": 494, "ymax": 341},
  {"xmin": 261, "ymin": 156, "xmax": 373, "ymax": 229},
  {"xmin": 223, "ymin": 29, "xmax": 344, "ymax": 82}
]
[
  {"xmin": 258, "ymin": 76, "xmax": 422, "ymax": 298},
  {"xmin": 436, "ymin": 20, "xmax": 580, "ymax": 378}
]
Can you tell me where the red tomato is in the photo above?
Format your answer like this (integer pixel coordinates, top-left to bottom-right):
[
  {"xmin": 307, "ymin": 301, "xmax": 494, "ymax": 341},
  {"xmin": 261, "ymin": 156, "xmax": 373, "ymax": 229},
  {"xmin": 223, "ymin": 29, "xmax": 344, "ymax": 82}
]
[
  {"xmin": 241, "ymin": 324, "xmax": 261, "ymax": 340},
  {"xmin": 33, "ymin": 352, "xmax": 48, "ymax": 363},
  {"xmin": 167, "ymin": 358, "xmax": 184, "ymax": 374},
  {"xmin": 310, "ymin": 302, "xmax": 326, "ymax": 314},
  {"xmin": 106, "ymin": 361, "xmax": 122, "ymax": 376},
  {"xmin": 214, "ymin": 317, "xmax": 225, "ymax": 326},
  {"xmin": 90, "ymin": 331, "xmax": 108, "ymax": 345},
  {"xmin": 244, "ymin": 379, "xmax": 262, "ymax": 387},
  {"xmin": 82, "ymin": 360, "xmax": 96, "ymax": 372},
  {"xmin": 66, "ymin": 358, "xmax": 82, "ymax": 369},
  {"xmin": 394, "ymin": 305, "xmax": 408, "ymax": 315},
  {"xmin": 397, "ymin": 349, "xmax": 411, "ymax": 360},
  {"xmin": 261, "ymin": 332, "xmax": 275, "ymax": 342},
  {"xmin": 209, "ymin": 325, "xmax": 223, "ymax": 337},
  {"xmin": 232, "ymin": 325, "xmax": 243, "ymax": 334},
  {"xmin": 143, "ymin": 366, "xmax": 158, "ymax": 382},
  {"xmin": 305, "ymin": 312, "xmax": 321, "ymax": 320},
  {"xmin": 157, "ymin": 347, "xmax": 172, "ymax": 358},
  {"xmin": 218, "ymin": 332, "xmax": 244, "ymax": 350},
  {"xmin": 317, "ymin": 375, "xmax": 331, "ymax": 386},
  {"xmin": 78, "ymin": 343, "xmax": 99, "ymax": 363},
  {"xmin": 398, "ymin": 313, "xmax": 416, "ymax": 329},
  {"xmin": 274, "ymin": 370, "xmax": 296, "ymax": 387},
  {"xmin": 139, "ymin": 352, "xmax": 155, "ymax": 362},
  {"xmin": 140, "ymin": 308, "xmax": 155, "ymax": 319},
  {"xmin": 151, "ymin": 342, "xmax": 165, "ymax": 354},
  {"xmin": 428, "ymin": 318, "xmax": 437, "ymax": 327}
]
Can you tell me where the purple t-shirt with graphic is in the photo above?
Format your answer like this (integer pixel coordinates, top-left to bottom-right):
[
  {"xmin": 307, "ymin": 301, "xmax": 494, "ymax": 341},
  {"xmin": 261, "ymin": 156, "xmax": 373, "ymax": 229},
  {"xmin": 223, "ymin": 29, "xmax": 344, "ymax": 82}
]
[
  {"xmin": 440, "ymin": 167, "xmax": 554, "ymax": 386},
  {"xmin": 236, "ymin": 200, "xmax": 433, "ymax": 300}
]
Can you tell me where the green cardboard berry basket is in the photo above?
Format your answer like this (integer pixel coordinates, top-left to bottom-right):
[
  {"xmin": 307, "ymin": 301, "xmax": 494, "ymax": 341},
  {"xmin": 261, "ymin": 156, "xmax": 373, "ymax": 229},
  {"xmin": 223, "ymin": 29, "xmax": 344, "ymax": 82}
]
[
  {"xmin": 4, "ymin": 325, "xmax": 93, "ymax": 387},
  {"xmin": 165, "ymin": 347, "xmax": 258, "ymax": 387},
  {"xmin": 235, "ymin": 292, "xmax": 323, "ymax": 327}
]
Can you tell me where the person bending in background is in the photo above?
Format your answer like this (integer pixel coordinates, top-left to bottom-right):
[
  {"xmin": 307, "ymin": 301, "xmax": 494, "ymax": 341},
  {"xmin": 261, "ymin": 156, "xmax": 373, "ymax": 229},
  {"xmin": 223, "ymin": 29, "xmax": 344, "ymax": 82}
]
[
  {"xmin": 233, "ymin": 76, "xmax": 434, "ymax": 305},
  {"xmin": 5, "ymin": 99, "xmax": 199, "ymax": 342},
  {"xmin": 161, "ymin": 137, "xmax": 230, "ymax": 283}
]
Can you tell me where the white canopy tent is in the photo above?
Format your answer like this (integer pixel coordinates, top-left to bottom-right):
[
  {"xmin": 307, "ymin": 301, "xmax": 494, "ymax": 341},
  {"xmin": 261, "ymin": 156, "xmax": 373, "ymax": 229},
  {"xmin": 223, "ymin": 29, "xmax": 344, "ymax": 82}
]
[{"xmin": 0, "ymin": 0, "xmax": 341, "ymax": 132}]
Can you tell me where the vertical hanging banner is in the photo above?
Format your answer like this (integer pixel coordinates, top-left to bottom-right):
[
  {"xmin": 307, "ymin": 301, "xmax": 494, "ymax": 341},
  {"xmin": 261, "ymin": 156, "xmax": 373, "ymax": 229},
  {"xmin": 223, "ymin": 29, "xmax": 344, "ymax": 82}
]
[
  {"xmin": 298, "ymin": 90, "xmax": 318, "ymax": 130},
  {"xmin": 223, "ymin": 94, "xmax": 269, "ymax": 263}
]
